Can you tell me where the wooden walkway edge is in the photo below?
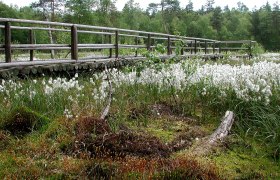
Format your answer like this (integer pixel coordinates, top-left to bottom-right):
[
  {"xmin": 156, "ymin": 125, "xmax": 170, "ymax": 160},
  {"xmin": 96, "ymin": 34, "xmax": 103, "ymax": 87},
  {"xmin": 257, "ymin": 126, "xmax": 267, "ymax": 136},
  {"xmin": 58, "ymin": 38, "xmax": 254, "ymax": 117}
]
[{"xmin": 0, "ymin": 54, "xmax": 227, "ymax": 78}]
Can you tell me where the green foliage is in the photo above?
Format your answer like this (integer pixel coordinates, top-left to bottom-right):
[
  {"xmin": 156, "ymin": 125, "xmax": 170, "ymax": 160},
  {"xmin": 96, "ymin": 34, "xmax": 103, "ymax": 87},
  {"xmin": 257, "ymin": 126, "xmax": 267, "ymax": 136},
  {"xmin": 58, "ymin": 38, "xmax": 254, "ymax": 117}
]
[
  {"xmin": 240, "ymin": 42, "xmax": 265, "ymax": 55},
  {"xmin": 142, "ymin": 44, "xmax": 165, "ymax": 64},
  {"xmin": 251, "ymin": 43, "xmax": 265, "ymax": 55},
  {"xmin": 0, "ymin": 1, "xmax": 279, "ymax": 51}
]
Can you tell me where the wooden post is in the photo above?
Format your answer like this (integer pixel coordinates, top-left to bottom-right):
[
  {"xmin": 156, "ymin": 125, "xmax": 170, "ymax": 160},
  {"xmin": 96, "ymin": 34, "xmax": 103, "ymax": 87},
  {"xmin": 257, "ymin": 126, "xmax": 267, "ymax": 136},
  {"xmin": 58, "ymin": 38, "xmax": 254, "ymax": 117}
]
[
  {"xmin": 219, "ymin": 42, "xmax": 222, "ymax": 54},
  {"xmin": 167, "ymin": 36, "xmax": 171, "ymax": 55},
  {"xmin": 109, "ymin": 34, "xmax": 113, "ymax": 58},
  {"xmin": 152, "ymin": 38, "xmax": 155, "ymax": 51},
  {"xmin": 71, "ymin": 25, "xmax": 78, "ymax": 60},
  {"xmin": 225, "ymin": 42, "xmax": 228, "ymax": 54},
  {"xmin": 204, "ymin": 41, "xmax": 207, "ymax": 54},
  {"xmin": 213, "ymin": 42, "xmax": 216, "ymax": 54},
  {"xmin": 249, "ymin": 41, "xmax": 252, "ymax": 59},
  {"xmin": 194, "ymin": 39, "xmax": 197, "ymax": 54},
  {"xmin": 181, "ymin": 41, "xmax": 184, "ymax": 55},
  {"xmin": 226, "ymin": 42, "xmax": 228, "ymax": 54},
  {"xmin": 190, "ymin": 41, "xmax": 193, "ymax": 54},
  {"xmin": 135, "ymin": 37, "xmax": 138, "ymax": 57},
  {"xmin": 5, "ymin": 21, "xmax": 12, "ymax": 63},
  {"xmin": 147, "ymin": 34, "xmax": 151, "ymax": 51},
  {"xmin": 115, "ymin": 30, "xmax": 119, "ymax": 58},
  {"xmin": 29, "ymin": 29, "xmax": 34, "ymax": 61}
]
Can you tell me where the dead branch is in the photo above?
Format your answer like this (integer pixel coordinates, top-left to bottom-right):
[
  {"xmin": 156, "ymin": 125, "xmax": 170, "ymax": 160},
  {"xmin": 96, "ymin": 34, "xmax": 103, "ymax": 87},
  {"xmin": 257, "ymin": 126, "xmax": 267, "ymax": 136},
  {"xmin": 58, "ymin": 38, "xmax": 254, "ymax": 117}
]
[
  {"xmin": 207, "ymin": 111, "xmax": 235, "ymax": 144},
  {"xmin": 100, "ymin": 65, "xmax": 113, "ymax": 121},
  {"xmin": 190, "ymin": 111, "xmax": 235, "ymax": 156}
]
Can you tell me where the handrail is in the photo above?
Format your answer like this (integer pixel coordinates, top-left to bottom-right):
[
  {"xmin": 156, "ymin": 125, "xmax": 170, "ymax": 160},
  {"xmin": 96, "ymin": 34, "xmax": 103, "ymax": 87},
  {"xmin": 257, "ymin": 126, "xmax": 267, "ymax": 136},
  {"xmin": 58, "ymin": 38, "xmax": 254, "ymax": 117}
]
[
  {"xmin": 0, "ymin": 18, "xmax": 256, "ymax": 63},
  {"xmin": 0, "ymin": 18, "xmax": 218, "ymax": 42}
]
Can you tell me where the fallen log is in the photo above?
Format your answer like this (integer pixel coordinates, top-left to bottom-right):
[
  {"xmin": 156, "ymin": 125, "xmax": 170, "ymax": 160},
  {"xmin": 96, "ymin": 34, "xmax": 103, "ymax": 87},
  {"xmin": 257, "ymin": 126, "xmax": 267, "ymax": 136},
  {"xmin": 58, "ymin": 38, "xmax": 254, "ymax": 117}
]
[{"xmin": 190, "ymin": 111, "xmax": 235, "ymax": 156}]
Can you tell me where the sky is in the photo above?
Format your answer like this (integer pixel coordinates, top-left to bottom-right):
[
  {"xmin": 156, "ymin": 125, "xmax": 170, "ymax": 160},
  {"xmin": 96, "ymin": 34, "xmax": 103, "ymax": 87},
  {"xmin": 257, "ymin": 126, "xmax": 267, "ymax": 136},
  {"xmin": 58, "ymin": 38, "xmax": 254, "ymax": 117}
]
[{"xmin": 1, "ymin": 0, "xmax": 279, "ymax": 11}]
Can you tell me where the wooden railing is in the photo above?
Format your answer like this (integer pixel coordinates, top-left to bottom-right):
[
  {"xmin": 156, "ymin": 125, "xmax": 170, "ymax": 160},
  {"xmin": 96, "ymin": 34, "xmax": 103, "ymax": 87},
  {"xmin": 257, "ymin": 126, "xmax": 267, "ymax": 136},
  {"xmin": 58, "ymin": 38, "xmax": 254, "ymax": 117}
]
[{"xmin": 0, "ymin": 18, "xmax": 256, "ymax": 63}]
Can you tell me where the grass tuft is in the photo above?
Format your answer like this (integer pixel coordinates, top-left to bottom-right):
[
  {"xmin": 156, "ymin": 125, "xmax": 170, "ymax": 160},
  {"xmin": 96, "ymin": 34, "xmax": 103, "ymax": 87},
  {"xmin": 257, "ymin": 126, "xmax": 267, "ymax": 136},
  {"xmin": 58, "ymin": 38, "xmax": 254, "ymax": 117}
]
[{"xmin": 1, "ymin": 106, "xmax": 50, "ymax": 136}]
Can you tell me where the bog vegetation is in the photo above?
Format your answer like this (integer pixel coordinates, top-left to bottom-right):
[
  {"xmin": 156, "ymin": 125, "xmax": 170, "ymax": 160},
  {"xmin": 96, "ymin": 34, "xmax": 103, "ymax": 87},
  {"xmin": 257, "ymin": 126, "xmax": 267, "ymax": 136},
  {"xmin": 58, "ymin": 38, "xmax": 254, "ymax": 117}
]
[
  {"xmin": 0, "ymin": 0, "xmax": 280, "ymax": 179},
  {"xmin": 0, "ymin": 52, "xmax": 280, "ymax": 178}
]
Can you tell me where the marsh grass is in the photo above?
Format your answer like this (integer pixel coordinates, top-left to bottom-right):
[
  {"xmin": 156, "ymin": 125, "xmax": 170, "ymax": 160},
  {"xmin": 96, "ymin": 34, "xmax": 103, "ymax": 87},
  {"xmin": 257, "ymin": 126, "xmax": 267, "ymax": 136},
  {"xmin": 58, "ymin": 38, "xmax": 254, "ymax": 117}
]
[{"xmin": 0, "ymin": 53, "xmax": 280, "ymax": 178}]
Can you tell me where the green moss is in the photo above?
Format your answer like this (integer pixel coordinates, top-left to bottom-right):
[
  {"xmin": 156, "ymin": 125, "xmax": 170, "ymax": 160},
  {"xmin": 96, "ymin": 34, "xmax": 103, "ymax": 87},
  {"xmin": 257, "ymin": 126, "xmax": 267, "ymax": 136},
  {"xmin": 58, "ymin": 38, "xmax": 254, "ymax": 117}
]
[
  {"xmin": 127, "ymin": 117, "xmax": 191, "ymax": 143},
  {"xmin": 213, "ymin": 145, "xmax": 280, "ymax": 179},
  {"xmin": 146, "ymin": 127, "xmax": 175, "ymax": 142},
  {"xmin": 0, "ymin": 107, "xmax": 51, "ymax": 136}
]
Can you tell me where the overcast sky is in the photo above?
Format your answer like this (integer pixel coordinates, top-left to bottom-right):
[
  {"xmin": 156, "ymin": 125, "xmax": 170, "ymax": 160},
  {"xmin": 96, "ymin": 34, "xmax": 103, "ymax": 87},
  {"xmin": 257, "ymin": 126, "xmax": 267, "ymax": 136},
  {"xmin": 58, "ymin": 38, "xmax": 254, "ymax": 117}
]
[{"xmin": 1, "ymin": 0, "xmax": 279, "ymax": 11}]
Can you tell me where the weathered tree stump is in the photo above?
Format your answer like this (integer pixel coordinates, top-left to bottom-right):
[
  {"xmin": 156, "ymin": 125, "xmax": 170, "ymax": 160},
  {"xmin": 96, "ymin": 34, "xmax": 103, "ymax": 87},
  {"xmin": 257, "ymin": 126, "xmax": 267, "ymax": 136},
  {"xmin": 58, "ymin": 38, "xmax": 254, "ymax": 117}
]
[{"xmin": 190, "ymin": 111, "xmax": 235, "ymax": 156}]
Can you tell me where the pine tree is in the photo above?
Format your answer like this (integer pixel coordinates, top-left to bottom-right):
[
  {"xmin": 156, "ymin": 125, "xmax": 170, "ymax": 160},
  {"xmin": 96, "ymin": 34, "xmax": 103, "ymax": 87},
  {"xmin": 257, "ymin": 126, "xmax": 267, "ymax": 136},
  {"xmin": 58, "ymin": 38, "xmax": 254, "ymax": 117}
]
[
  {"xmin": 205, "ymin": 0, "xmax": 215, "ymax": 12},
  {"xmin": 211, "ymin": 7, "xmax": 223, "ymax": 37},
  {"xmin": 186, "ymin": 0, "xmax": 193, "ymax": 13}
]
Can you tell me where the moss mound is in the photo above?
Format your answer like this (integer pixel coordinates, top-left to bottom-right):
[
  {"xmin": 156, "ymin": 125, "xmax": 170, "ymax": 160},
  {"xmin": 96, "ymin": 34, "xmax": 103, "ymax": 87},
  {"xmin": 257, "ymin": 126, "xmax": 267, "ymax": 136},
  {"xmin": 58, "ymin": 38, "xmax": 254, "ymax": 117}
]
[
  {"xmin": 69, "ymin": 117, "xmax": 171, "ymax": 158},
  {"xmin": 1, "ymin": 107, "xmax": 50, "ymax": 136}
]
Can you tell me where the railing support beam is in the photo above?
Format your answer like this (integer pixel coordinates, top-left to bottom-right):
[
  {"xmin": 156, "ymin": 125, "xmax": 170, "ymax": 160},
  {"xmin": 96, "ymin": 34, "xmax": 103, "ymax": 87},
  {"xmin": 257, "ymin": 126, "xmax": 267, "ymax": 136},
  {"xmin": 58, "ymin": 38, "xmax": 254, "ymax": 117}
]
[
  {"xmin": 181, "ymin": 41, "xmax": 184, "ymax": 55},
  {"xmin": 71, "ymin": 25, "xmax": 78, "ymax": 60},
  {"xmin": 147, "ymin": 34, "xmax": 151, "ymax": 51},
  {"xmin": 135, "ymin": 37, "xmax": 138, "ymax": 57},
  {"xmin": 109, "ymin": 34, "xmax": 113, "ymax": 58},
  {"xmin": 29, "ymin": 29, "xmax": 34, "ymax": 61},
  {"xmin": 190, "ymin": 41, "xmax": 193, "ymax": 54},
  {"xmin": 194, "ymin": 40, "xmax": 197, "ymax": 54},
  {"xmin": 5, "ymin": 21, "xmax": 12, "ymax": 63},
  {"xmin": 204, "ymin": 41, "xmax": 207, "ymax": 54},
  {"xmin": 249, "ymin": 41, "xmax": 252, "ymax": 59},
  {"xmin": 167, "ymin": 36, "xmax": 171, "ymax": 55},
  {"xmin": 115, "ymin": 30, "xmax": 119, "ymax": 58}
]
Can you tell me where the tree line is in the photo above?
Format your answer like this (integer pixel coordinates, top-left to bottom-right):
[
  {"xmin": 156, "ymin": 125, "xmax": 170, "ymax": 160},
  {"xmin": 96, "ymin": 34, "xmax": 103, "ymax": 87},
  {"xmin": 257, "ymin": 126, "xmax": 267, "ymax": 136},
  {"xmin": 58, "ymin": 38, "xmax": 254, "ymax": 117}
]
[{"xmin": 0, "ymin": 0, "xmax": 279, "ymax": 51}]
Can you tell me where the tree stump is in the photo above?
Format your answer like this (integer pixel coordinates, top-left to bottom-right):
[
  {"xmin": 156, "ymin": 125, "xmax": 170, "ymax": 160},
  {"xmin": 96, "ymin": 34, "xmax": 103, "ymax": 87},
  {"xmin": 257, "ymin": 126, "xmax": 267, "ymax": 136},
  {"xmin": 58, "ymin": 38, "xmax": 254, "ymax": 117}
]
[{"xmin": 191, "ymin": 111, "xmax": 235, "ymax": 156}]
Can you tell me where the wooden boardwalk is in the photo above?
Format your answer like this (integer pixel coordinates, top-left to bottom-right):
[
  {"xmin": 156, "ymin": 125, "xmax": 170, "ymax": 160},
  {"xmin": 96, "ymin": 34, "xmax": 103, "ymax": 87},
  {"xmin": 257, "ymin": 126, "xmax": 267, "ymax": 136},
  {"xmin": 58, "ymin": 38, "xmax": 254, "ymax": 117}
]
[{"xmin": 0, "ymin": 18, "xmax": 255, "ymax": 77}]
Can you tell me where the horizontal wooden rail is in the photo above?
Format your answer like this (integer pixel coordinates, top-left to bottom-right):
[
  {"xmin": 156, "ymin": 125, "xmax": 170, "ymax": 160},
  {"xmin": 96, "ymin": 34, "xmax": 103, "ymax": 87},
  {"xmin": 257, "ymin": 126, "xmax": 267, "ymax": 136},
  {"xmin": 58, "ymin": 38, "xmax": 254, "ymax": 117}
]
[
  {"xmin": 221, "ymin": 48, "xmax": 249, "ymax": 50},
  {"xmin": 0, "ymin": 18, "xmax": 219, "ymax": 42},
  {"xmin": 0, "ymin": 18, "xmax": 256, "ymax": 64},
  {"xmin": 119, "ymin": 33, "xmax": 146, "ymax": 38},
  {"xmin": 119, "ymin": 45, "xmax": 147, "ymax": 48},
  {"xmin": 221, "ymin": 40, "xmax": 256, "ymax": 44}
]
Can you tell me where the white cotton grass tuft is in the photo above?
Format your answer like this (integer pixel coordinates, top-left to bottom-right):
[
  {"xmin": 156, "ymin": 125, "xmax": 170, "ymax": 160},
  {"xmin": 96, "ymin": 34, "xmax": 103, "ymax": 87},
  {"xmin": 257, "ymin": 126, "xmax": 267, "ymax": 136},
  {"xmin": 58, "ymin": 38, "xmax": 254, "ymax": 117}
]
[
  {"xmin": 102, "ymin": 60, "xmax": 280, "ymax": 105},
  {"xmin": 0, "ymin": 58, "xmax": 279, "ymax": 106}
]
